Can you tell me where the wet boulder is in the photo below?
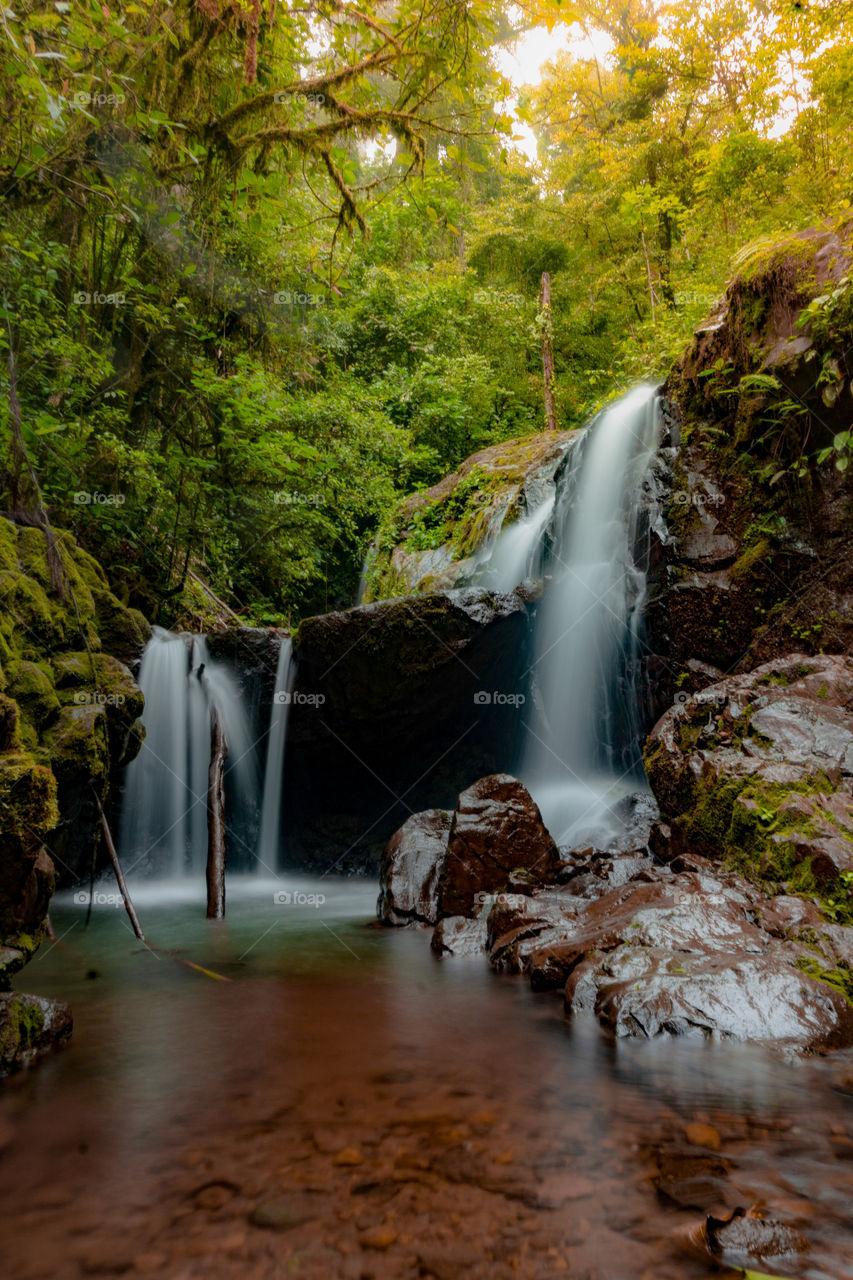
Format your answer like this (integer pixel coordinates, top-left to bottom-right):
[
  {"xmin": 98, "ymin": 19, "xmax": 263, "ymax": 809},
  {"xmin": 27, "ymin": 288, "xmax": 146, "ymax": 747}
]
[
  {"xmin": 437, "ymin": 774, "xmax": 561, "ymax": 918},
  {"xmin": 431, "ymin": 916, "xmax": 489, "ymax": 956},
  {"xmin": 377, "ymin": 809, "xmax": 452, "ymax": 925},
  {"xmin": 378, "ymin": 775, "xmax": 561, "ymax": 926},
  {"xmin": 567, "ymin": 948, "xmax": 853, "ymax": 1052},
  {"xmin": 644, "ymin": 653, "xmax": 853, "ymax": 902}
]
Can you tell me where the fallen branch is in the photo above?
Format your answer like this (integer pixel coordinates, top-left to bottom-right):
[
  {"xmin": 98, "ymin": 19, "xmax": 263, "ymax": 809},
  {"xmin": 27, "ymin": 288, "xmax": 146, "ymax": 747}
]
[{"xmin": 92, "ymin": 789, "xmax": 146, "ymax": 941}]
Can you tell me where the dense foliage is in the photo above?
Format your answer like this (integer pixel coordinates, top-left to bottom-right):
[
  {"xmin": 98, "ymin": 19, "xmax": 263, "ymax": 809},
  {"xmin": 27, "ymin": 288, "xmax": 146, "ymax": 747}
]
[{"xmin": 1, "ymin": 0, "xmax": 852, "ymax": 623}]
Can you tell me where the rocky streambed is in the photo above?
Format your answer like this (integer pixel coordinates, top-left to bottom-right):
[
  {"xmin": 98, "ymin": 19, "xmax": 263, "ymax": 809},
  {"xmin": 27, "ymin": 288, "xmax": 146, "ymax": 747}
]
[{"xmin": 379, "ymin": 652, "xmax": 853, "ymax": 1058}]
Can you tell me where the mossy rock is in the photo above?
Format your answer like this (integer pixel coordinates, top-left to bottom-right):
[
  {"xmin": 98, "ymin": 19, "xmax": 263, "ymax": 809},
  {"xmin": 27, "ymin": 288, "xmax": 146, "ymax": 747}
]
[
  {"xmin": 9, "ymin": 661, "xmax": 60, "ymax": 734},
  {"xmin": 364, "ymin": 430, "xmax": 576, "ymax": 602},
  {"xmin": 0, "ymin": 753, "xmax": 60, "ymax": 840},
  {"xmin": 91, "ymin": 587, "xmax": 151, "ymax": 664},
  {"xmin": 43, "ymin": 703, "xmax": 111, "ymax": 788},
  {"xmin": 0, "ymin": 992, "xmax": 72, "ymax": 1075}
]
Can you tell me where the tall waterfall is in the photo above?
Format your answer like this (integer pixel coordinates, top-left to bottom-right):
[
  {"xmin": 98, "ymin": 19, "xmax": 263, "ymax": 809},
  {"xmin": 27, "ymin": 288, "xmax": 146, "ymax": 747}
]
[
  {"xmin": 256, "ymin": 637, "xmax": 295, "ymax": 870},
  {"xmin": 119, "ymin": 628, "xmax": 257, "ymax": 877},
  {"xmin": 520, "ymin": 385, "xmax": 660, "ymax": 847}
]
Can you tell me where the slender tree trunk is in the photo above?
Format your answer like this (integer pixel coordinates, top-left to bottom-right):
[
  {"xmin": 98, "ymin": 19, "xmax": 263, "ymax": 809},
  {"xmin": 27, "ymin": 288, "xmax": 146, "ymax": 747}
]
[
  {"xmin": 93, "ymin": 790, "xmax": 146, "ymax": 941},
  {"xmin": 539, "ymin": 272, "xmax": 557, "ymax": 432},
  {"xmin": 206, "ymin": 704, "xmax": 227, "ymax": 919}
]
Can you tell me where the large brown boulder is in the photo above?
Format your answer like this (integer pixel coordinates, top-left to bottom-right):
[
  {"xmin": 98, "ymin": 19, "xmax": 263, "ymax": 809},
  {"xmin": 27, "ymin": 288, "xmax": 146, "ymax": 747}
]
[
  {"xmin": 484, "ymin": 864, "xmax": 853, "ymax": 1052},
  {"xmin": 377, "ymin": 774, "xmax": 560, "ymax": 925},
  {"xmin": 438, "ymin": 775, "xmax": 561, "ymax": 918}
]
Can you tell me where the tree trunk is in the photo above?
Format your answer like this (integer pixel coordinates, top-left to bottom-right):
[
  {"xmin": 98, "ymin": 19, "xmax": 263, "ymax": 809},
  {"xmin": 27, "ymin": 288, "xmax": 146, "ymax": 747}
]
[
  {"xmin": 206, "ymin": 704, "xmax": 228, "ymax": 919},
  {"xmin": 539, "ymin": 272, "xmax": 557, "ymax": 432}
]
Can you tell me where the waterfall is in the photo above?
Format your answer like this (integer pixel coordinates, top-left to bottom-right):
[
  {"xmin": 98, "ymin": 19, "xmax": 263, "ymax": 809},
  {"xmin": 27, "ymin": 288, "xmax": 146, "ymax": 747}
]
[
  {"xmin": 256, "ymin": 637, "xmax": 295, "ymax": 871},
  {"xmin": 119, "ymin": 628, "xmax": 191, "ymax": 877},
  {"xmin": 520, "ymin": 385, "xmax": 660, "ymax": 848},
  {"xmin": 119, "ymin": 628, "xmax": 258, "ymax": 878},
  {"xmin": 474, "ymin": 492, "xmax": 555, "ymax": 591}
]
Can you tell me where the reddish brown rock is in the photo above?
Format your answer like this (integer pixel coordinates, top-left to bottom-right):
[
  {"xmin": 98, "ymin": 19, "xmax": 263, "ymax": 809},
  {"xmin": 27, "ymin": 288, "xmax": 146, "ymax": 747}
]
[{"xmin": 437, "ymin": 775, "xmax": 561, "ymax": 919}]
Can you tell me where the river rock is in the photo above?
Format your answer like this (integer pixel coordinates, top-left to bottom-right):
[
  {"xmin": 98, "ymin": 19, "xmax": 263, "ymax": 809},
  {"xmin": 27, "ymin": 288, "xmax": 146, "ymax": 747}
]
[
  {"xmin": 567, "ymin": 949, "xmax": 853, "ymax": 1051},
  {"xmin": 644, "ymin": 653, "xmax": 853, "ymax": 897},
  {"xmin": 285, "ymin": 590, "xmax": 535, "ymax": 871},
  {"xmin": 0, "ymin": 991, "xmax": 72, "ymax": 1075},
  {"xmin": 378, "ymin": 775, "xmax": 561, "ymax": 925},
  {"xmin": 437, "ymin": 774, "xmax": 561, "ymax": 918},
  {"xmin": 377, "ymin": 809, "xmax": 452, "ymax": 925},
  {"xmin": 431, "ymin": 916, "xmax": 488, "ymax": 956}
]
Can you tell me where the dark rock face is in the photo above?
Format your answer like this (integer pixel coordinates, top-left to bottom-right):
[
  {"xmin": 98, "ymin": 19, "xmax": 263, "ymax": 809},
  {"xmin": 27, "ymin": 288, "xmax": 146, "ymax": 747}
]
[
  {"xmin": 644, "ymin": 653, "xmax": 853, "ymax": 896},
  {"xmin": 0, "ymin": 992, "xmax": 72, "ymax": 1076},
  {"xmin": 286, "ymin": 592, "xmax": 535, "ymax": 871},
  {"xmin": 205, "ymin": 626, "xmax": 284, "ymax": 740},
  {"xmin": 646, "ymin": 227, "xmax": 853, "ymax": 691}
]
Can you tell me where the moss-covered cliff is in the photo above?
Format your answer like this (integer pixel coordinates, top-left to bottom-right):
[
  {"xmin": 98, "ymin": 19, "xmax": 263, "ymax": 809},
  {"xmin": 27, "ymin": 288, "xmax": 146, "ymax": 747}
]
[{"xmin": 0, "ymin": 518, "xmax": 149, "ymax": 1073}]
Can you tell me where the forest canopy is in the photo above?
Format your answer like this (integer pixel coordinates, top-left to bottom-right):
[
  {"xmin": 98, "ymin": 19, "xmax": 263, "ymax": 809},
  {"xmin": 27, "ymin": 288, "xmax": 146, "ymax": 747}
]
[{"xmin": 1, "ymin": 0, "xmax": 852, "ymax": 623}]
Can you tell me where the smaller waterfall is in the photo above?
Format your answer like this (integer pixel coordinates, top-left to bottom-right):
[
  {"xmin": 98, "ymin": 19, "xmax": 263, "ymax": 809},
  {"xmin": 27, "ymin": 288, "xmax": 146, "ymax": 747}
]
[
  {"xmin": 256, "ymin": 637, "xmax": 295, "ymax": 871},
  {"xmin": 120, "ymin": 628, "xmax": 191, "ymax": 877},
  {"xmin": 119, "ymin": 628, "xmax": 257, "ymax": 878},
  {"xmin": 475, "ymin": 493, "xmax": 556, "ymax": 592}
]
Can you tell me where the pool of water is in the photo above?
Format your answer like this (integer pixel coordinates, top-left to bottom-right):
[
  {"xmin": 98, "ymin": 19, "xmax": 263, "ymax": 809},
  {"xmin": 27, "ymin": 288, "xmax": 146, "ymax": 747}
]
[{"xmin": 1, "ymin": 876, "xmax": 852, "ymax": 1279}]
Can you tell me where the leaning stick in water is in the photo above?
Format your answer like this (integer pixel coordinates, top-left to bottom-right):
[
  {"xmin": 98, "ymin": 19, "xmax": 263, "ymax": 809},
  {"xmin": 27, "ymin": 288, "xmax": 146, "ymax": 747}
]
[
  {"xmin": 92, "ymin": 789, "xmax": 146, "ymax": 941},
  {"xmin": 206, "ymin": 702, "xmax": 228, "ymax": 919}
]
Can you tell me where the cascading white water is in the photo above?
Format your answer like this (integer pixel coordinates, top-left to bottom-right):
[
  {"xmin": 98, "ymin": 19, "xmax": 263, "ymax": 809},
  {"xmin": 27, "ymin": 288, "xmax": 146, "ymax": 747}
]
[
  {"xmin": 119, "ymin": 627, "xmax": 257, "ymax": 878},
  {"xmin": 475, "ymin": 493, "xmax": 555, "ymax": 592},
  {"xmin": 256, "ymin": 637, "xmax": 295, "ymax": 871},
  {"xmin": 521, "ymin": 384, "xmax": 660, "ymax": 848},
  {"xmin": 119, "ymin": 627, "xmax": 191, "ymax": 877}
]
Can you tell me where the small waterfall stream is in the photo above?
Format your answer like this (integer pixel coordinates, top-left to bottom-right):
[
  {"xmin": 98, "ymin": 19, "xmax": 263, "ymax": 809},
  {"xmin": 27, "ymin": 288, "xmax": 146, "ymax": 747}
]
[
  {"xmin": 118, "ymin": 627, "xmax": 257, "ymax": 878},
  {"xmin": 519, "ymin": 385, "xmax": 660, "ymax": 847},
  {"xmin": 256, "ymin": 637, "xmax": 295, "ymax": 871}
]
